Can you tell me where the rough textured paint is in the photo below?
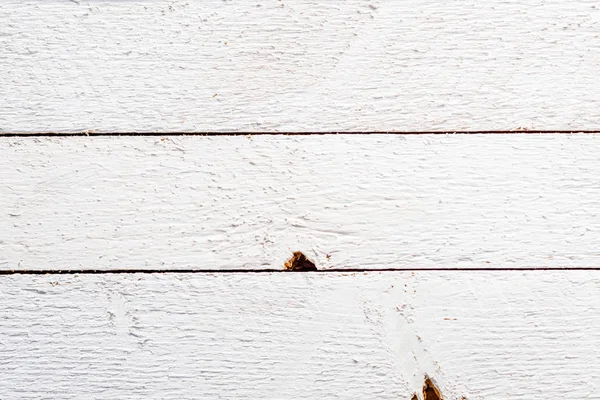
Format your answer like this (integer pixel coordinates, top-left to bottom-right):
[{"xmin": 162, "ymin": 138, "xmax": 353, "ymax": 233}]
[
  {"xmin": 0, "ymin": 271, "xmax": 599, "ymax": 399},
  {"xmin": 1, "ymin": 0, "xmax": 600, "ymax": 132},
  {"xmin": 3, "ymin": 2, "xmax": 598, "ymax": 398},
  {"xmin": 2, "ymin": 134, "xmax": 599, "ymax": 271}
]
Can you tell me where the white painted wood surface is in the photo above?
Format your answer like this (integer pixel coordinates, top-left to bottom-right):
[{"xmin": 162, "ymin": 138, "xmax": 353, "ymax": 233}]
[
  {"xmin": 3, "ymin": 1, "xmax": 599, "ymax": 397},
  {"xmin": 2, "ymin": 0, "xmax": 600, "ymax": 132},
  {"xmin": 2, "ymin": 134, "xmax": 599, "ymax": 271},
  {"xmin": 1, "ymin": 271, "xmax": 598, "ymax": 399}
]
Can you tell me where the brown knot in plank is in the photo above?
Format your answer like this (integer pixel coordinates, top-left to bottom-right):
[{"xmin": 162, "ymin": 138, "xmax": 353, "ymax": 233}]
[
  {"xmin": 284, "ymin": 252, "xmax": 317, "ymax": 271},
  {"xmin": 423, "ymin": 378, "xmax": 442, "ymax": 400},
  {"xmin": 411, "ymin": 377, "xmax": 445, "ymax": 400}
]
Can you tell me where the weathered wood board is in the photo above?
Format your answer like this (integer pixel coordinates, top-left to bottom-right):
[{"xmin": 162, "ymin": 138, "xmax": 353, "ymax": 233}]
[
  {"xmin": 2, "ymin": 0, "xmax": 600, "ymax": 132},
  {"xmin": 1, "ymin": 271, "xmax": 598, "ymax": 399},
  {"xmin": 2, "ymin": 134, "xmax": 599, "ymax": 271}
]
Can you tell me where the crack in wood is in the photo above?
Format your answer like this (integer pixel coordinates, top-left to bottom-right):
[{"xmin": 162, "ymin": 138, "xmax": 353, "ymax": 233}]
[
  {"xmin": 1, "ymin": 130, "xmax": 600, "ymax": 137},
  {"xmin": 0, "ymin": 266, "xmax": 597, "ymax": 275}
]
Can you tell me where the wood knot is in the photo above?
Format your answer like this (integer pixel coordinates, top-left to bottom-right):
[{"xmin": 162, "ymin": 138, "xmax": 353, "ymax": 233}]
[
  {"xmin": 284, "ymin": 251, "xmax": 317, "ymax": 271},
  {"xmin": 412, "ymin": 377, "xmax": 444, "ymax": 400},
  {"xmin": 423, "ymin": 378, "xmax": 442, "ymax": 400}
]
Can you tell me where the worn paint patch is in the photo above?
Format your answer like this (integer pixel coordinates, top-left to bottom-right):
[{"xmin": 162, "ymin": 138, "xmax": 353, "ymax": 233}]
[
  {"xmin": 411, "ymin": 377, "xmax": 448, "ymax": 400},
  {"xmin": 424, "ymin": 378, "xmax": 442, "ymax": 400},
  {"xmin": 284, "ymin": 251, "xmax": 317, "ymax": 271}
]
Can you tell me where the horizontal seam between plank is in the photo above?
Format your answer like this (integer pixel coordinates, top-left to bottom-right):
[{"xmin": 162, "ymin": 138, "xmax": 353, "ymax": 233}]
[
  {"xmin": 1, "ymin": 267, "xmax": 599, "ymax": 275},
  {"xmin": 2, "ymin": 131, "xmax": 600, "ymax": 137}
]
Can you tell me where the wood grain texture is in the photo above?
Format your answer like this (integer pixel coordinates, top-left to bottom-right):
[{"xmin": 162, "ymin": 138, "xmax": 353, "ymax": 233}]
[
  {"xmin": 1, "ymin": 0, "xmax": 600, "ymax": 132},
  {"xmin": 1, "ymin": 271, "xmax": 598, "ymax": 399},
  {"xmin": 2, "ymin": 134, "xmax": 599, "ymax": 271}
]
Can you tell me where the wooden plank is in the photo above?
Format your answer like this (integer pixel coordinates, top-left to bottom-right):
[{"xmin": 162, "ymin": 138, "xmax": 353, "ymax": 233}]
[
  {"xmin": 1, "ymin": 271, "xmax": 598, "ymax": 399},
  {"xmin": 1, "ymin": 0, "xmax": 600, "ymax": 132},
  {"xmin": 2, "ymin": 134, "xmax": 599, "ymax": 271}
]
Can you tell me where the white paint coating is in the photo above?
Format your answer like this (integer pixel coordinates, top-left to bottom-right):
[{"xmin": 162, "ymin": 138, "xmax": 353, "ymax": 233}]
[
  {"xmin": 1, "ymin": 271, "xmax": 598, "ymax": 399},
  {"xmin": 2, "ymin": 0, "xmax": 600, "ymax": 132},
  {"xmin": 2, "ymin": 134, "xmax": 599, "ymax": 270}
]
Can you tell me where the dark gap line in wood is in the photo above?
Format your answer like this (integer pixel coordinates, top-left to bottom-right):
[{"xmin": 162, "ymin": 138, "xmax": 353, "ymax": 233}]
[
  {"xmin": 2, "ymin": 130, "xmax": 600, "ymax": 137},
  {"xmin": 0, "ymin": 267, "xmax": 599, "ymax": 275}
]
